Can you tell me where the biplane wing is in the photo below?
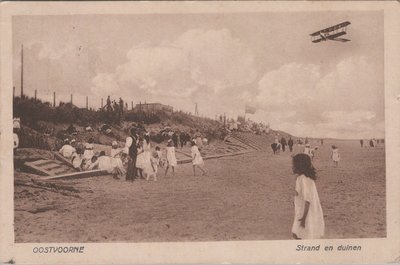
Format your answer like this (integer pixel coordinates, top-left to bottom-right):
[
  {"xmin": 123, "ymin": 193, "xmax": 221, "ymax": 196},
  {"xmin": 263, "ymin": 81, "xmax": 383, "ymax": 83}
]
[{"xmin": 310, "ymin": 21, "xmax": 351, "ymax": 43}]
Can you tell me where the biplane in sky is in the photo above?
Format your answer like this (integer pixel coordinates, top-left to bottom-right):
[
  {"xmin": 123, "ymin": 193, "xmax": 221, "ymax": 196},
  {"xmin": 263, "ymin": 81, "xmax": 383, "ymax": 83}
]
[{"xmin": 310, "ymin": 21, "xmax": 351, "ymax": 43}]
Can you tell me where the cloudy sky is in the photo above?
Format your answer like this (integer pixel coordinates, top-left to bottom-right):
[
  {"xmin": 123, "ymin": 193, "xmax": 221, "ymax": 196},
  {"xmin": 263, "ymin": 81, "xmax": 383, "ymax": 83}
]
[{"xmin": 13, "ymin": 11, "xmax": 384, "ymax": 139}]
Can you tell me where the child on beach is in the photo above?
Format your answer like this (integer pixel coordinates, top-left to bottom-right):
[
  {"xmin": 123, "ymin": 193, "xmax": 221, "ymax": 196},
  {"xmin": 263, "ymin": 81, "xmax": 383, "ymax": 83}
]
[
  {"xmin": 136, "ymin": 139, "xmax": 145, "ymax": 179},
  {"xmin": 83, "ymin": 138, "xmax": 94, "ymax": 161},
  {"xmin": 331, "ymin": 145, "xmax": 340, "ymax": 167},
  {"xmin": 165, "ymin": 140, "xmax": 177, "ymax": 177},
  {"xmin": 303, "ymin": 144, "xmax": 312, "ymax": 158},
  {"xmin": 191, "ymin": 140, "xmax": 207, "ymax": 177},
  {"xmin": 291, "ymin": 153, "xmax": 324, "ymax": 240},
  {"xmin": 146, "ymin": 151, "xmax": 160, "ymax": 181}
]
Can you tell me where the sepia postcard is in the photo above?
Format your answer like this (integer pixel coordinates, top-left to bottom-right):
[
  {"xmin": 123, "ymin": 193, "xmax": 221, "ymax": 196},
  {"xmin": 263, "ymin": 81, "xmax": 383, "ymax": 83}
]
[{"xmin": 0, "ymin": 1, "xmax": 399, "ymax": 264}]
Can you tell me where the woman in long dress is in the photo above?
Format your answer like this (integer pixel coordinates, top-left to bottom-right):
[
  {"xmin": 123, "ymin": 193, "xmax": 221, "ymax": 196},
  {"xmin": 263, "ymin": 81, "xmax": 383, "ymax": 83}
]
[
  {"xmin": 142, "ymin": 134, "xmax": 153, "ymax": 178},
  {"xmin": 191, "ymin": 140, "xmax": 207, "ymax": 176}
]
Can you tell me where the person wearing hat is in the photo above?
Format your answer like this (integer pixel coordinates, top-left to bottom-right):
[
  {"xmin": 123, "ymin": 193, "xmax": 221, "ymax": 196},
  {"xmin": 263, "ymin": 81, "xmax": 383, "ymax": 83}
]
[{"xmin": 126, "ymin": 128, "xmax": 138, "ymax": 181}]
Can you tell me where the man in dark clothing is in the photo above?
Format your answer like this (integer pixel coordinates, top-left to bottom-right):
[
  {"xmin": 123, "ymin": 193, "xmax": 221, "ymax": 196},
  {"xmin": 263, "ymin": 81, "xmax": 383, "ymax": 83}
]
[
  {"xmin": 360, "ymin": 139, "xmax": 364, "ymax": 148},
  {"xmin": 126, "ymin": 128, "xmax": 138, "ymax": 181},
  {"xmin": 172, "ymin": 132, "xmax": 179, "ymax": 148},
  {"xmin": 288, "ymin": 137, "xmax": 294, "ymax": 152},
  {"xmin": 280, "ymin": 137, "xmax": 287, "ymax": 152}
]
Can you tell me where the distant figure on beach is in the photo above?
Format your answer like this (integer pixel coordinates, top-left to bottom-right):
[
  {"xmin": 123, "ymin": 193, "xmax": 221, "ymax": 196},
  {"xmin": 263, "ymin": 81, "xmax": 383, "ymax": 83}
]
[
  {"xmin": 303, "ymin": 144, "xmax": 313, "ymax": 160},
  {"xmin": 288, "ymin": 137, "xmax": 294, "ymax": 152},
  {"xmin": 320, "ymin": 139, "xmax": 324, "ymax": 146},
  {"xmin": 369, "ymin": 139, "xmax": 374, "ymax": 148},
  {"xmin": 271, "ymin": 143, "xmax": 279, "ymax": 155},
  {"xmin": 281, "ymin": 137, "xmax": 287, "ymax": 152},
  {"xmin": 291, "ymin": 153, "xmax": 324, "ymax": 240},
  {"xmin": 165, "ymin": 139, "xmax": 177, "ymax": 177},
  {"xmin": 331, "ymin": 145, "xmax": 340, "ymax": 167},
  {"xmin": 191, "ymin": 140, "xmax": 207, "ymax": 176},
  {"xmin": 360, "ymin": 139, "xmax": 364, "ymax": 148}
]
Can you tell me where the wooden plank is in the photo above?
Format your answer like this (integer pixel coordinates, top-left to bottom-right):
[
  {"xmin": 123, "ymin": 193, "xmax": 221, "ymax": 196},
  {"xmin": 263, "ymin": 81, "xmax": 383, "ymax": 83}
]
[
  {"xmin": 33, "ymin": 160, "xmax": 55, "ymax": 167},
  {"xmin": 41, "ymin": 169, "xmax": 109, "ymax": 180},
  {"xmin": 53, "ymin": 152, "xmax": 78, "ymax": 171},
  {"xmin": 24, "ymin": 161, "xmax": 52, "ymax": 176},
  {"xmin": 43, "ymin": 164, "xmax": 64, "ymax": 171}
]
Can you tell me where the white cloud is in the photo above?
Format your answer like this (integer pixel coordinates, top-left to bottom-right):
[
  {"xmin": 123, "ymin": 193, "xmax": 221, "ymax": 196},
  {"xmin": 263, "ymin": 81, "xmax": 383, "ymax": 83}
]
[
  {"xmin": 253, "ymin": 56, "xmax": 383, "ymax": 138},
  {"xmin": 174, "ymin": 29, "xmax": 257, "ymax": 93},
  {"xmin": 92, "ymin": 29, "xmax": 257, "ymax": 101}
]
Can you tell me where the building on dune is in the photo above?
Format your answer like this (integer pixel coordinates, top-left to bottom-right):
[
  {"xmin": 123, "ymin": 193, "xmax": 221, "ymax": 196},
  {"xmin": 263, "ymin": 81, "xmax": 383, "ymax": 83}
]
[{"xmin": 134, "ymin": 102, "xmax": 173, "ymax": 113}]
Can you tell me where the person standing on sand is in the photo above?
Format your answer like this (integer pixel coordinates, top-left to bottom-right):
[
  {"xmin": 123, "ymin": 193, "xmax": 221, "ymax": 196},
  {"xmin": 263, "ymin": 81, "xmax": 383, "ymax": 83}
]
[
  {"xmin": 141, "ymin": 133, "xmax": 153, "ymax": 179},
  {"xmin": 288, "ymin": 137, "xmax": 294, "ymax": 152},
  {"xmin": 126, "ymin": 128, "xmax": 138, "ymax": 181},
  {"xmin": 360, "ymin": 139, "xmax": 364, "ymax": 148},
  {"xmin": 331, "ymin": 145, "xmax": 340, "ymax": 167},
  {"xmin": 165, "ymin": 139, "xmax": 177, "ymax": 177},
  {"xmin": 136, "ymin": 138, "xmax": 146, "ymax": 180},
  {"xmin": 281, "ymin": 137, "xmax": 287, "ymax": 152},
  {"xmin": 291, "ymin": 153, "xmax": 324, "ymax": 240},
  {"xmin": 191, "ymin": 140, "xmax": 207, "ymax": 176}
]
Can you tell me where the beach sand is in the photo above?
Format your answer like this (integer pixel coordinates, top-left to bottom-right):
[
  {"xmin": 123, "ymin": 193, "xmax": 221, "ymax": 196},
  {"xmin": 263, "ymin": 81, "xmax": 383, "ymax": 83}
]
[{"xmin": 14, "ymin": 139, "xmax": 385, "ymax": 242}]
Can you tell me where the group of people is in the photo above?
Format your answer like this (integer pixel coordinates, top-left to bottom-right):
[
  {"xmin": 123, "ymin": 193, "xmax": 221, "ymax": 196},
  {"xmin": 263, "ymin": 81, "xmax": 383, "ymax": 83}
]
[
  {"xmin": 359, "ymin": 138, "xmax": 382, "ymax": 148},
  {"xmin": 124, "ymin": 128, "xmax": 207, "ymax": 181},
  {"xmin": 271, "ymin": 136, "xmax": 297, "ymax": 154},
  {"xmin": 270, "ymin": 134, "xmax": 342, "ymax": 168},
  {"xmin": 59, "ymin": 126, "xmax": 208, "ymax": 181}
]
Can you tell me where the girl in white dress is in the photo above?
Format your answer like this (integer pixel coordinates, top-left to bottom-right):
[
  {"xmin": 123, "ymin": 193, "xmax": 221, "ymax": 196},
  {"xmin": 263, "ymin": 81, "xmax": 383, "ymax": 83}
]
[
  {"xmin": 136, "ymin": 140, "xmax": 145, "ymax": 179},
  {"xmin": 291, "ymin": 153, "xmax": 324, "ymax": 239},
  {"xmin": 83, "ymin": 138, "xmax": 94, "ymax": 161},
  {"xmin": 142, "ymin": 134, "xmax": 153, "ymax": 179},
  {"xmin": 165, "ymin": 140, "xmax": 177, "ymax": 177},
  {"xmin": 191, "ymin": 140, "xmax": 207, "ymax": 176},
  {"xmin": 331, "ymin": 145, "xmax": 340, "ymax": 167}
]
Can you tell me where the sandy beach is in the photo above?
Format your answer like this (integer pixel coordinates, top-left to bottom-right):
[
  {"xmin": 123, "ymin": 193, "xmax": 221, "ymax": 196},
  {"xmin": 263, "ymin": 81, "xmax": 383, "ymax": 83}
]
[{"xmin": 14, "ymin": 139, "xmax": 385, "ymax": 242}]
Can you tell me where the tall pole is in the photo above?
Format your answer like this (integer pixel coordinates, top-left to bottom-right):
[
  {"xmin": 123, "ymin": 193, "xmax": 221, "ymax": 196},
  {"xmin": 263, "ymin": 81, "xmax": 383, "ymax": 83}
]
[
  {"xmin": 70, "ymin": 94, "xmax": 73, "ymax": 105},
  {"xmin": 223, "ymin": 113, "xmax": 226, "ymax": 128},
  {"xmin": 53, "ymin": 92, "xmax": 56, "ymax": 107},
  {"xmin": 13, "ymin": 86, "xmax": 15, "ymax": 99},
  {"xmin": 101, "ymin": 98, "xmax": 103, "ymax": 108},
  {"xmin": 131, "ymin": 101, "xmax": 133, "ymax": 110},
  {"xmin": 34, "ymin": 89, "xmax": 37, "ymax": 101},
  {"xmin": 86, "ymin": 96, "xmax": 88, "ymax": 109},
  {"xmin": 20, "ymin": 44, "xmax": 24, "ymax": 98}
]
